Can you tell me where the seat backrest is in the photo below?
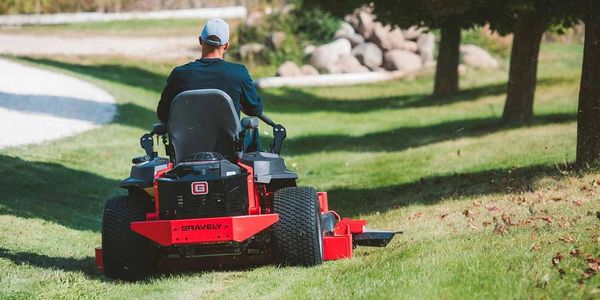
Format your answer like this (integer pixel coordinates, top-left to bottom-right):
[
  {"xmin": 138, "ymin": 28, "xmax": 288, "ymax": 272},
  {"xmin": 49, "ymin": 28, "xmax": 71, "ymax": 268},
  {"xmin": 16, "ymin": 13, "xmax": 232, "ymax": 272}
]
[{"xmin": 168, "ymin": 89, "xmax": 240, "ymax": 163}]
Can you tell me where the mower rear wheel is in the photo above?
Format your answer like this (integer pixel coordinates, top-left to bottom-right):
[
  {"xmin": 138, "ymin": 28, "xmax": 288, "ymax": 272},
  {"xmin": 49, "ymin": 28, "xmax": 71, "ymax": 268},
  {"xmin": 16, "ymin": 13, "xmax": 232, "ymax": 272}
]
[
  {"xmin": 272, "ymin": 187, "xmax": 323, "ymax": 266},
  {"xmin": 102, "ymin": 195, "xmax": 156, "ymax": 281}
]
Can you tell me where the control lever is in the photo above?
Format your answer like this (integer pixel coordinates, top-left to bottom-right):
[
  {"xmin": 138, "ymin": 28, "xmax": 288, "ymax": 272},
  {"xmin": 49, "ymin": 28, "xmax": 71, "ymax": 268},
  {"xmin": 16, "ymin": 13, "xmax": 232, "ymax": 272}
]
[
  {"xmin": 258, "ymin": 113, "xmax": 286, "ymax": 155},
  {"xmin": 140, "ymin": 133, "xmax": 157, "ymax": 158},
  {"xmin": 272, "ymin": 124, "xmax": 286, "ymax": 155},
  {"xmin": 258, "ymin": 113, "xmax": 276, "ymax": 127}
]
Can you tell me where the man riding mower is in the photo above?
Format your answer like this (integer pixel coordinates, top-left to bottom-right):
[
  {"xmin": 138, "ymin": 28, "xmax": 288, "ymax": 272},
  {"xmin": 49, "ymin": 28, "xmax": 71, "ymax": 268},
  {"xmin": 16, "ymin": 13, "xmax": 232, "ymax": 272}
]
[{"xmin": 94, "ymin": 20, "xmax": 399, "ymax": 282}]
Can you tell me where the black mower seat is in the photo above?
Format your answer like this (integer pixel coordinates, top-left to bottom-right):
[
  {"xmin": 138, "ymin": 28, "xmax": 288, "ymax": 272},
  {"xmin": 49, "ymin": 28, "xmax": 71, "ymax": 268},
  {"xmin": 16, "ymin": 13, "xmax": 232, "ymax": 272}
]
[{"xmin": 168, "ymin": 89, "xmax": 241, "ymax": 163}]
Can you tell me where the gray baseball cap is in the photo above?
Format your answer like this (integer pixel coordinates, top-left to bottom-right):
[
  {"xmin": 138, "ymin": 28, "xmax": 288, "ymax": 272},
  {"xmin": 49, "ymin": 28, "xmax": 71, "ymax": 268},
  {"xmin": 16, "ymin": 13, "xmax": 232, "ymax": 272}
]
[{"xmin": 200, "ymin": 19, "xmax": 230, "ymax": 46}]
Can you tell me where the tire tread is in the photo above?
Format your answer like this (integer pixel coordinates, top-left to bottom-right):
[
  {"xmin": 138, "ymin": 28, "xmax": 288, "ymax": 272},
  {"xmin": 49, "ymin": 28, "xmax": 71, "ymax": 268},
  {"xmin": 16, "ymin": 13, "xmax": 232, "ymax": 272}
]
[
  {"xmin": 102, "ymin": 195, "xmax": 156, "ymax": 281},
  {"xmin": 272, "ymin": 187, "xmax": 323, "ymax": 266}
]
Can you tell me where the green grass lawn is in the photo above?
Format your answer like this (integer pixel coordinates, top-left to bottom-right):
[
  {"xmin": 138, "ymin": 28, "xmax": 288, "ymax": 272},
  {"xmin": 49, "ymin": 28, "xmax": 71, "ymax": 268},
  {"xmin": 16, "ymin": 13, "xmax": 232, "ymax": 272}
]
[{"xmin": 1, "ymin": 42, "xmax": 599, "ymax": 299}]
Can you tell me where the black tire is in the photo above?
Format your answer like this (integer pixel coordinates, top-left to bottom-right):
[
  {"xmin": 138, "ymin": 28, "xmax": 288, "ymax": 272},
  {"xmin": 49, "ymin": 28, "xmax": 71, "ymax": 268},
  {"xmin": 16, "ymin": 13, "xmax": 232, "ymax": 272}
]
[
  {"xmin": 272, "ymin": 187, "xmax": 323, "ymax": 266},
  {"xmin": 102, "ymin": 195, "xmax": 156, "ymax": 281}
]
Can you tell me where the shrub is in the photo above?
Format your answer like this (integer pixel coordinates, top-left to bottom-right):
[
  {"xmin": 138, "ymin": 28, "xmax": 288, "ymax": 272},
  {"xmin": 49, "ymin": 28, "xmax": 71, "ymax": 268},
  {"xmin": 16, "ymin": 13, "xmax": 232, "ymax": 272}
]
[
  {"xmin": 292, "ymin": 8, "xmax": 339, "ymax": 45},
  {"xmin": 236, "ymin": 7, "xmax": 340, "ymax": 66},
  {"xmin": 462, "ymin": 27, "xmax": 512, "ymax": 58}
]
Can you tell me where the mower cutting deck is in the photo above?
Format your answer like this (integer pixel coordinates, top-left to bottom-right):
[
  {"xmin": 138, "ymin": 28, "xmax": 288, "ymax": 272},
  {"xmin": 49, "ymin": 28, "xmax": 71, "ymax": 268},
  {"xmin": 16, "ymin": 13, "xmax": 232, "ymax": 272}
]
[{"xmin": 96, "ymin": 89, "xmax": 399, "ymax": 281}]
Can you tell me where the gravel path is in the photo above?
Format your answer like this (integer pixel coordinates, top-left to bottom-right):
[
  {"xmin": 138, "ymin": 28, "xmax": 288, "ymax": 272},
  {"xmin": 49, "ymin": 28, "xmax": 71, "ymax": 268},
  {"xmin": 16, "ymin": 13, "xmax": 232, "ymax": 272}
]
[{"xmin": 0, "ymin": 58, "xmax": 116, "ymax": 149}]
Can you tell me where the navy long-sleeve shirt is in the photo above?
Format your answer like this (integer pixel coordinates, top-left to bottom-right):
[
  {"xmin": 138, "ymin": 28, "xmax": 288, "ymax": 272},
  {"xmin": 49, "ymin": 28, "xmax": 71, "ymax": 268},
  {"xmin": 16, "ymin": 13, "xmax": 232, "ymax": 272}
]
[{"xmin": 157, "ymin": 58, "xmax": 263, "ymax": 122}]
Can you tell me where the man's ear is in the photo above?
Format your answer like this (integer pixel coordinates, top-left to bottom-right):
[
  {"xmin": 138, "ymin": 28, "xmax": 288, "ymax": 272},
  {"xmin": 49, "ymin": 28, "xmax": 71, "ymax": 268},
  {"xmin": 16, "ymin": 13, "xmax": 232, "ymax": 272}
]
[
  {"xmin": 199, "ymin": 38, "xmax": 203, "ymax": 46},
  {"xmin": 223, "ymin": 42, "xmax": 229, "ymax": 51}
]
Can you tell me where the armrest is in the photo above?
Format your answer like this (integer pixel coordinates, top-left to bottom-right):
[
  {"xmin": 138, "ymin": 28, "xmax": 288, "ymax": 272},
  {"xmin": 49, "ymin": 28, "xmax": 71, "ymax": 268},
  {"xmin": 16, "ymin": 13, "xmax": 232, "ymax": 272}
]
[
  {"xmin": 241, "ymin": 117, "xmax": 259, "ymax": 129},
  {"xmin": 152, "ymin": 122, "xmax": 167, "ymax": 135}
]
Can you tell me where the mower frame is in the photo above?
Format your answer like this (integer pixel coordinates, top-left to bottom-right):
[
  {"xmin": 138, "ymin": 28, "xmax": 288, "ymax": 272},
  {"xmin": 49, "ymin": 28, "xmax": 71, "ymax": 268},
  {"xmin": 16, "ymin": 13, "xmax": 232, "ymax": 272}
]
[{"xmin": 95, "ymin": 89, "xmax": 399, "ymax": 278}]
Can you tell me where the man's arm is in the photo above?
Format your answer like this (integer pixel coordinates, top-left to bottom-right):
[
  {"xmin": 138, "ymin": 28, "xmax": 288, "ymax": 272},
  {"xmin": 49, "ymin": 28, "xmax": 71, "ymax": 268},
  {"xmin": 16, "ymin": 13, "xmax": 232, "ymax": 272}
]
[
  {"xmin": 239, "ymin": 66, "xmax": 263, "ymax": 116},
  {"xmin": 156, "ymin": 69, "xmax": 181, "ymax": 122}
]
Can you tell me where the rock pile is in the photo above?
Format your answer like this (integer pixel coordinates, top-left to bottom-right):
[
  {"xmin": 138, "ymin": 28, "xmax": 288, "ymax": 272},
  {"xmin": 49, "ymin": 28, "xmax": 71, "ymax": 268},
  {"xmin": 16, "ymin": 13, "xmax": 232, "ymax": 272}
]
[
  {"xmin": 271, "ymin": 9, "xmax": 500, "ymax": 77},
  {"xmin": 305, "ymin": 9, "xmax": 437, "ymax": 75}
]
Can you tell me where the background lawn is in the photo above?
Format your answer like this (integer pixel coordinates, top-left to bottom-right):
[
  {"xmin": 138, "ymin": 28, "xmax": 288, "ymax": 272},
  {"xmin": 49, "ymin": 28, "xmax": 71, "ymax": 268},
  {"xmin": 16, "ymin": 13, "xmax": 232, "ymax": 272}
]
[
  {"xmin": 0, "ymin": 38, "xmax": 599, "ymax": 299},
  {"xmin": 0, "ymin": 18, "xmax": 210, "ymax": 36}
]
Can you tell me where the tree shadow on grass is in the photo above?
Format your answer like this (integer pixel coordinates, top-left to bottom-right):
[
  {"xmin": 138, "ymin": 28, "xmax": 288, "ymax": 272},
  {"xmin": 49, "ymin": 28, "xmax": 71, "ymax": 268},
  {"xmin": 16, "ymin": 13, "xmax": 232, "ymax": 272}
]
[
  {"xmin": 116, "ymin": 102, "xmax": 157, "ymax": 130},
  {"xmin": 0, "ymin": 247, "xmax": 164, "ymax": 282},
  {"xmin": 0, "ymin": 247, "xmax": 100, "ymax": 278},
  {"xmin": 17, "ymin": 56, "xmax": 166, "ymax": 94},
  {"xmin": 326, "ymin": 164, "xmax": 573, "ymax": 219},
  {"xmin": 0, "ymin": 57, "xmax": 582, "ymax": 279},
  {"xmin": 0, "ymin": 154, "xmax": 118, "ymax": 231},
  {"xmin": 0, "ymin": 164, "xmax": 580, "ymax": 279},
  {"xmin": 283, "ymin": 112, "xmax": 576, "ymax": 155},
  {"xmin": 261, "ymin": 77, "xmax": 573, "ymax": 114},
  {"xmin": 17, "ymin": 56, "xmax": 574, "ymax": 117},
  {"xmin": 0, "ymin": 245, "xmax": 268, "ymax": 283}
]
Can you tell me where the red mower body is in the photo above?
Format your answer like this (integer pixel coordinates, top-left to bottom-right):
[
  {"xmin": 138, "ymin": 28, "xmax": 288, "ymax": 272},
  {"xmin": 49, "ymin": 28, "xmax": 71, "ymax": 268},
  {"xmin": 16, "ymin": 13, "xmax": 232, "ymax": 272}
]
[
  {"xmin": 95, "ymin": 161, "xmax": 390, "ymax": 273},
  {"xmin": 96, "ymin": 90, "xmax": 398, "ymax": 281}
]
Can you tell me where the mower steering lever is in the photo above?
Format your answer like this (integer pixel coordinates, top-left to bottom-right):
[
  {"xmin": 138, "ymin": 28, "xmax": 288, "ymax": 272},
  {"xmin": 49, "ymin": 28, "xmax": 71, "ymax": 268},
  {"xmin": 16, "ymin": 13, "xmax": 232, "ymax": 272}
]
[
  {"xmin": 258, "ymin": 113, "xmax": 276, "ymax": 127},
  {"xmin": 258, "ymin": 114, "xmax": 286, "ymax": 155},
  {"xmin": 140, "ymin": 133, "xmax": 157, "ymax": 158},
  {"xmin": 272, "ymin": 124, "xmax": 286, "ymax": 155}
]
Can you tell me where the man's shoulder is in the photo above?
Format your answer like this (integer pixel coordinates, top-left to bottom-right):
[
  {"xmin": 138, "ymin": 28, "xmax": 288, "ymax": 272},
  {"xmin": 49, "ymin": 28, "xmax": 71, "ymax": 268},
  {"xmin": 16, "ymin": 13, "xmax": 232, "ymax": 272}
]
[
  {"xmin": 170, "ymin": 60, "xmax": 250, "ymax": 81},
  {"xmin": 219, "ymin": 60, "xmax": 248, "ymax": 75},
  {"xmin": 224, "ymin": 61, "xmax": 247, "ymax": 69},
  {"xmin": 171, "ymin": 62, "xmax": 196, "ymax": 74}
]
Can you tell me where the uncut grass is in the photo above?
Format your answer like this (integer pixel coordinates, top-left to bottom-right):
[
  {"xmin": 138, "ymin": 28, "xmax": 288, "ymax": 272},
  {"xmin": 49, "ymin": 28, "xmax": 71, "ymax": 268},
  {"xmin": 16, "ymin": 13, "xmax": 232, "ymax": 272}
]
[{"xmin": 1, "ymin": 42, "xmax": 599, "ymax": 299}]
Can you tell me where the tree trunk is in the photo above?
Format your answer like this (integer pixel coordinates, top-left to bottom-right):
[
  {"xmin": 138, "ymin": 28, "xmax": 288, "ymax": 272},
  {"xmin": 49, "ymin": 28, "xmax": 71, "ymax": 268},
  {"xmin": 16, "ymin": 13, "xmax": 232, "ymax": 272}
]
[
  {"xmin": 433, "ymin": 23, "xmax": 461, "ymax": 98},
  {"xmin": 502, "ymin": 12, "xmax": 546, "ymax": 124},
  {"xmin": 576, "ymin": 0, "xmax": 600, "ymax": 166}
]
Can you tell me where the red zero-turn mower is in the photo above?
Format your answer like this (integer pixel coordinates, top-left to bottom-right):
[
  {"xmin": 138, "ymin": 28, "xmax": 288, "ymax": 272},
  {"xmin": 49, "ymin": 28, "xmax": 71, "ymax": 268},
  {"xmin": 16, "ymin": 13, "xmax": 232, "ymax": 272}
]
[{"xmin": 95, "ymin": 89, "xmax": 399, "ymax": 281}]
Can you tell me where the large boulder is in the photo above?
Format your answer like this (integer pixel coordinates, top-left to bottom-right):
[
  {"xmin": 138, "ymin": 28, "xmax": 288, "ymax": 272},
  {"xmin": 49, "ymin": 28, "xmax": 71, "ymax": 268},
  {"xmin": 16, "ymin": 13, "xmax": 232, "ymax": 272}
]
[
  {"xmin": 337, "ymin": 21, "xmax": 356, "ymax": 36},
  {"xmin": 383, "ymin": 50, "xmax": 423, "ymax": 72},
  {"xmin": 345, "ymin": 12, "xmax": 360, "ymax": 31},
  {"xmin": 301, "ymin": 64, "xmax": 319, "ymax": 75},
  {"xmin": 267, "ymin": 31, "xmax": 286, "ymax": 50},
  {"xmin": 304, "ymin": 45, "xmax": 316, "ymax": 56},
  {"xmin": 352, "ymin": 42, "xmax": 383, "ymax": 69},
  {"xmin": 388, "ymin": 27, "xmax": 405, "ymax": 49},
  {"xmin": 403, "ymin": 26, "xmax": 424, "ymax": 40},
  {"xmin": 239, "ymin": 43, "xmax": 265, "ymax": 62},
  {"xmin": 310, "ymin": 38, "xmax": 352, "ymax": 69},
  {"xmin": 459, "ymin": 64, "xmax": 468, "ymax": 75},
  {"xmin": 334, "ymin": 31, "xmax": 365, "ymax": 47},
  {"xmin": 370, "ymin": 22, "xmax": 404, "ymax": 51},
  {"xmin": 280, "ymin": 4, "xmax": 295, "ymax": 14},
  {"xmin": 417, "ymin": 32, "xmax": 436, "ymax": 63},
  {"xmin": 356, "ymin": 11, "xmax": 376, "ymax": 40},
  {"xmin": 326, "ymin": 54, "xmax": 369, "ymax": 74},
  {"xmin": 245, "ymin": 11, "xmax": 264, "ymax": 26},
  {"xmin": 277, "ymin": 61, "xmax": 303, "ymax": 77},
  {"xmin": 460, "ymin": 44, "xmax": 499, "ymax": 69},
  {"xmin": 400, "ymin": 40, "xmax": 419, "ymax": 53}
]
